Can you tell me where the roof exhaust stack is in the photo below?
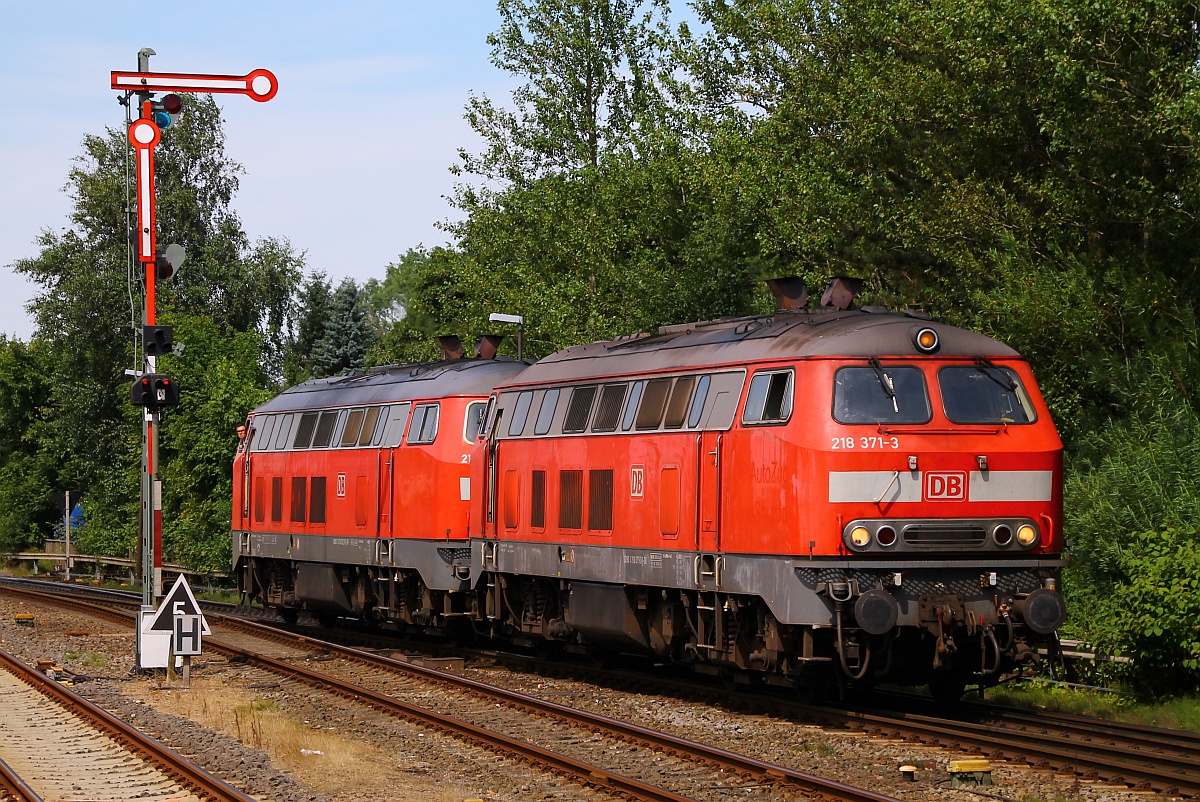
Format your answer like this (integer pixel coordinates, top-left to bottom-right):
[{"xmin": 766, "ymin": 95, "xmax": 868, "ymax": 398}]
[
  {"xmin": 474, "ymin": 334, "xmax": 503, "ymax": 359},
  {"xmin": 821, "ymin": 276, "xmax": 864, "ymax": 310},
  {"xmin": 766, "ymin": 276, "xmax": 808, "ymax": 311},
  {"xmin": 436, "ymin": 335, "xmax": 465, "ymax": 360}
]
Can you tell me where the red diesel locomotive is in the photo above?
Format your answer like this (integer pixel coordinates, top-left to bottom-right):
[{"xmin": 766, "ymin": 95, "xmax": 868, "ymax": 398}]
[{"xmin": 233, "ymin": 279, "xmax": 1067, "ymax": 697}]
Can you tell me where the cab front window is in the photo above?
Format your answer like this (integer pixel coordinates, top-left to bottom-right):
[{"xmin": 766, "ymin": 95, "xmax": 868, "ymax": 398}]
[
  {"xmin": 833, "ymin": 364, "xmax": 931, "ymax": 424},
  {"xmin": 939, "ymin": 364, "xmax": 1036, "ymax": 424}
]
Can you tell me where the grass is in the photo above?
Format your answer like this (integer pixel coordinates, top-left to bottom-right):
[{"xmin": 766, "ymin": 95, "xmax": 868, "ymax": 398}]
[
  {"xmin": 144, "ymin": 677, "xmax": 484, "ymax": 801},
  {"xmin": 64, "ymin": 649, "xmax": 110, "ymax": 667},
  {"xmin": 987, "ymin": 679, "xmax": 1200, "ymax": 732}
]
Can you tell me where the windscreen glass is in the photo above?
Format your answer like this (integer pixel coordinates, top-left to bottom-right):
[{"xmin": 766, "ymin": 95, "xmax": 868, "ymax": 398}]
[
  {"xmin": 939, "ymin": 365, "xmax": 1036, "ymax": 424},
  {"xmin": 833, "ymin": 365, "xmax": 931, "ymax": 424}
]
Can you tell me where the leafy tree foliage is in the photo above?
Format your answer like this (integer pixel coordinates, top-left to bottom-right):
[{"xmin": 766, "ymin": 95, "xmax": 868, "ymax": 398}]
[{"xmin": 9, "ymin": 95, "xmax": 304, "ymax": 562}]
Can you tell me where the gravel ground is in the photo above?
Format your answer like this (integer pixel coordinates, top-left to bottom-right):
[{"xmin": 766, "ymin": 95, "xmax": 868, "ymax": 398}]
[{"xmin": 0, "ymin": 591, "xmax": 1181, "ymax": 802}]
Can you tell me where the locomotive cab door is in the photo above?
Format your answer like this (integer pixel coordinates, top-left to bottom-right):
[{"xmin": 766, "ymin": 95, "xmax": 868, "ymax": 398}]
[{"xmin": 696, "ymin": 432, "xmax": 722, "ymax": 552}]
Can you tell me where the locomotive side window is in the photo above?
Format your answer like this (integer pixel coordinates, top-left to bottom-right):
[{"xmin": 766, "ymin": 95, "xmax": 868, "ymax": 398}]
[
  {"xmin": 253, "ymin": 476, "xmax": 265, "ymax": 522},
  {"xmin": 503, "ymin": 470, "xmax": 519, "ymax": 529},
  {"xmin": 293, "ymin": 412, "xmax": 318, "ymax": 449},
  {"xmin": 591, "ymin": 383, "xmax": 627, "ymax": 432},
  {"xmin": 530, "ymin": 469, "xmax": 546, "ymax": 529},
  {"xmin": 564, "ymin": 386, "xmax": 597, "ymax": 433},
  {"xmin": 341, "ymin": 408, "xmax": 366, "ymax": 447},
  {"xmin": 508, "ymin": 391, "xmax": 534, "ymax": 437},
  {"xmin": 534, "ymin": 389, "xmax": 560, "ymax": 435},
  {"xmin": 358, "ymin": 407, "xmax": 382, "ymax": 446},
  {"xmin": 742, "ymin": 370, "xmax": 794, "ymax": 424},
  {"xmin": 635, "ymin": 378, "xmax": 672, "ymax": 430},
  {"xmin": 939, "ymin": 365, "xmax": 1036, "ymax": 424},
  {"xmin": 290, "ymin": 477, "xmax": 307, "ymax": 522},
  {"xmin": 588, "ymin": 469, "xmax": 614, "ymax": 531},
  {"xmin": 465, "ymin": 401, "xmax": 488, "ymax": 442},
  {"xmin": 408, "ymin": 403, "xmax": 440, "ymax": 445},
  {"xmin": 833, "ymin": 366, "xmax": 930, "ymax": 424},
  {"xmin": 311, "ymin": 411, "xmax": 338, "ymax": 448},
  {"xmin": 380, "ymin": 403, "xmax": 410, "ymax": 447},
  {"xmin": 309, "ymin": 477, "xmax": 327, "ymax": 524},
  {"xmin": 687, "ymin": 376, "xmax": 711, "ymax": 428},
  {"xmin": 620, "ymin": 382, "xmax": 644, "ymax": 431},
  {"xmin": 663, "ymin": 377, "xmax": 695, "ymax": 429},
  {"xmin": 559, "ymin": 469, "xmax": 583, "ymax": 529},
  {"xmin": 273, "ymin": 414, "xmax": 293, "ymax": 450},
  {"xmin": 270, "ymin": 477, "xmax": 282, "ymax": 522}
]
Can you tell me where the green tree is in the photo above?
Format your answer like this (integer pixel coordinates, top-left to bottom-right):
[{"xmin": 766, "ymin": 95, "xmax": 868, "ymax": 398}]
[
  {"xmin": 11, "ymin": 94, "xmax": 304, "ymax": 561},
  {"xmin": 0, "ymin": 337, "xmax": 56, "ymax": 550},
  {"xmin": 458, "ymin": 0, "xmax": 676, "ymax": 191},
  {"xmin": 310, "ymin": 277, "xmax": 375, "ymax": 377}
]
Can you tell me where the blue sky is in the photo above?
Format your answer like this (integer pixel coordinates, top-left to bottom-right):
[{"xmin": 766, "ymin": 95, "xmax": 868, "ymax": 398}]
[{"xmin": 0, "ymin": 2, "xmax": 517, "ymax": 340}]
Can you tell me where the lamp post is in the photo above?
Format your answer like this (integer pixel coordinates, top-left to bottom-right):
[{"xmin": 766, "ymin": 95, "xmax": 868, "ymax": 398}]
[{"xmin": 488, "ymin": 313, "xmax": 525, "ymax": 361}]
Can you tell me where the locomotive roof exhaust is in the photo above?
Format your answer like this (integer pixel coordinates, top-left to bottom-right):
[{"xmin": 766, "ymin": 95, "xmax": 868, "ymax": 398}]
[
  {"xmin": 821, "ymin": 276, "xmax": 864, "ymax": 310},
  {"xmin": 436, "ymin": 335, "xmax": 465, "ymax": 360},
  {"xmin": 766, "ymin": 276, "xmax": 808, "ymax": 311},
  {"xmin": 474, "ymin": 334, "xmax": 503, "ymax": 359}
]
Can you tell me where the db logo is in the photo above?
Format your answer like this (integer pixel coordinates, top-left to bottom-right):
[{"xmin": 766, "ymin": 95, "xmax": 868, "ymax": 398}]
[
  {"xmin": 630, "ymin": 465, "xmax": 645, "ymax": 499},
  {"xmin": 924, "ymin": 471, "xmax": 966, "ymax": 501}
]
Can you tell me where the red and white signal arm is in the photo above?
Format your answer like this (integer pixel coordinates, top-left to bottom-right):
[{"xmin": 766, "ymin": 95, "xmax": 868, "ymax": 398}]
[
  {"xmin": 127, "ymin": 118, "xmax": 161, "ymax": 263},
  {"xmin": 111, "ymin": 68, "xmax": 278, "ymax": 102}
]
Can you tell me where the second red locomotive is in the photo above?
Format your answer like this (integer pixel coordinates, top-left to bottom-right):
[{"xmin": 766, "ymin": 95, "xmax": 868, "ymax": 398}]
[{"xmin": 234, "ymin": 279, "xmax": 1066, "ymax": 698}]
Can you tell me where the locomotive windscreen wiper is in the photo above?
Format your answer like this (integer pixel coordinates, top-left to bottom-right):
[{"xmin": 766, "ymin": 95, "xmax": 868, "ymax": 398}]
[
  {"xmin": 974, "ymin": 357, "xmax": 1017, "ymax": 392},
  {"xmin": 868, "ymin": 357, "xmax": 899, "ymax": 413}
]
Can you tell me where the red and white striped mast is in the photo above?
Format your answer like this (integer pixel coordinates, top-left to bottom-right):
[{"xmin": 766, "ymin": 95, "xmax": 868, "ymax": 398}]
[{"xmin": 111, "ymin": 50, "xmax": 276, "ymax": 628}]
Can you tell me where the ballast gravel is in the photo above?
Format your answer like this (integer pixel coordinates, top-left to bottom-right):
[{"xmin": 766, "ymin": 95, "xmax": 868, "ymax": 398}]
[{"xmin": 0, "ymin": 590, "xmax": 1180, "ymax": 802}]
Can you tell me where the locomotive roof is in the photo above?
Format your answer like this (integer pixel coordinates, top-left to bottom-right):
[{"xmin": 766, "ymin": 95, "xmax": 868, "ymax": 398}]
[
  {"xmin": 252, "ymin": 358, "xmax": 528, "ymax": 414},
  {"xmin": 509, "ymin": 307, "xmax": 1020, "ymax": 386}
]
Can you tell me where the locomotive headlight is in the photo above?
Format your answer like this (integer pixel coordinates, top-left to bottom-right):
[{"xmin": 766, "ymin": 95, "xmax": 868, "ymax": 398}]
[
  {"xmin": 849, "ymin": 526, "xmax": 871, "ymax": 548},
  {"xmin": 1016, "ymin": 524, "xmax": 1038, "ymax": 547},
  {"xmin": 913, "ymin": 327, "xmax": 940, "ymax": 353}
]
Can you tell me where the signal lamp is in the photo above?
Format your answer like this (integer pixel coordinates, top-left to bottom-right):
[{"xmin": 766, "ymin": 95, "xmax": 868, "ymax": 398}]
[
  {"xmin": 1016, "ymin": 524, "xmax": 1038, "ymax": 547},
  {"xmin": 993, "ymin": 524, "xmax": 1014, "ymax": 547},
  {"xmin": 849, "ymin": 526, "xmax": 871, "ymax": 548},
  {"xmin": 149, "ymin": 93, "xmax": 183, "ymax": 129},
  {"xmin": 914, "ymin": 327, "xmax": 939, "ymax": 353},
  {"xmin": 876, "ymin": 525, "xmax": 897, "ymax": 547}
]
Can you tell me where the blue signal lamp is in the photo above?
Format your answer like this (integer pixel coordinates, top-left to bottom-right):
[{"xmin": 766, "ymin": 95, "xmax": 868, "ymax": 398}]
[{"xmin": 149, "ymin": 93, "xmax": 183, "ymax": 130}]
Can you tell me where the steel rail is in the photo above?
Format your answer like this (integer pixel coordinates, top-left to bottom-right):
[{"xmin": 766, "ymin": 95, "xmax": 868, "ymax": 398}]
[
  {"xmin": 0, "ymin": 755, "xmax": 44, "ymax": 802},
  {"xmin": 0, "ymin": 582, "xmax": 899, "ymax": 802},
  {"xmin": 0, "ymin": 645, "xmax": 256, "ymax": 802}
]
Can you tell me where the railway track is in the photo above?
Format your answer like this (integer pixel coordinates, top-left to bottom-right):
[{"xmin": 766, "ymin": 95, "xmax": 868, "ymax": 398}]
[
  {"xmin": 0, "ymin": 581, "xmax": 899, "ymax": 802},
  {"xmin": 0, "ymin": 643, "xmax": 254, "ymax": 802},
  {"xmin": 6, "ymin": 576, "xmax": 1197, "ymax": 799}
]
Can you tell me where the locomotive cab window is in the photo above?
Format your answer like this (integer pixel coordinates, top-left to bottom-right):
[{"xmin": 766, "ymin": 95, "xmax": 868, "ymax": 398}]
[
  {"xmin": 833, "ymin": 365, "xmax": 930, "ymax": 424},
  {"xmin": 939, "ymin": 364, "xmax": 1036, "ymax": 424},
  {"xmin": 408, "ymin": 403, "xmax": 439, "ymax": 445},
  {"xmin": 380, "ymin": 404, "xmax": 409, "ymax": 447},
  {"xmin": 464, "ymin": 401, "xmax": 487, "ymax": 442},
  {"xmin": 742, "ymin": 370, "xmax": 794, "ymax": 424}
]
